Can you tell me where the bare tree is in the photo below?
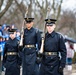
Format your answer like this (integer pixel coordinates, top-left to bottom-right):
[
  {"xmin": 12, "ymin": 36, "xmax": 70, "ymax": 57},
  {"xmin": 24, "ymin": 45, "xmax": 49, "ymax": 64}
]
[
  {"xmin": 0, "ymin": 0, "xmax": 13, "ymax": 18},
  {"xmin": 0, "ymin": 0, "xmax": 63, "ymax": 30},
  {"xmin": 58, "ymin": 10, "xmax": 76, "ymax": 38}
]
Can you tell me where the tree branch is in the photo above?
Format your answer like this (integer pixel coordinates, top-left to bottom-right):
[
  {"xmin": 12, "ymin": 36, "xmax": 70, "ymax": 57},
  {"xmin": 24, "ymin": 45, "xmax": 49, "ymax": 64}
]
[
  {"xmin": 0, "ymin": 0, "xmax": 3, "ymax": 10},
  {"xmin": 15, "ymin": 0, "xmax": 27, "ymax": 17},
  {"xmin": 56, "ymin": 0, "xmax": 63, "ymax": 19},
  {"xmin": 0, "ymin": 0, "xmax": 13, "ymax": 18}
]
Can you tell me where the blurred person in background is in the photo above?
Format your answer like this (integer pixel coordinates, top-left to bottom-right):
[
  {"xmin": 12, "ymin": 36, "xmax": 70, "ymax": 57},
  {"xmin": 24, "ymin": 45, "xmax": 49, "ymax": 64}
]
[
  {"xmin": 6, "ymin": 25, "xmax": 10, "ymax": 32},
  {"xmin": 0, "ymin": 35, "xmax": 3, "ymax": 65},
  {"xmin": 0, "ymin": 24, "xmax": 3, "ymax": 35},
  {"xmin": 0, "ymin": 35, "xmax": 5, "ymax": 72},
  {"xmin": 73, "ymin": 43, "xmax": 76, "ymax": 64},
  {"xmin": 10, "ymin": 24, "xmax": 15, "ymax": 29},
  {"xmin": 2, "ymin": 24, "xmax": 9, "ymax": 40},
  {"xmin": 0, "ymin": 35, "xmax": 3, "ymax": 74},
  {"xmin": 2, "ymin": 24, "xmax": 7, "ymax": 35},
  {"xmin": 16, "ymin": 29, "xmax": 21, "ymax": 41},
  {"xmin": 65, "ymin": 41, "xmax": 74, "ymax": 71}
]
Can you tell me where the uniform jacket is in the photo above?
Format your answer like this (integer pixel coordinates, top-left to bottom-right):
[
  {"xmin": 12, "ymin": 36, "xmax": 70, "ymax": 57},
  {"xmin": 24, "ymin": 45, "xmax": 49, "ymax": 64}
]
[
  {"xmin": 3, "ymin": 37, "xmax": 20, "ymax": 75},
  {"xmin": 22, "ymin": 27, "xmax": 41, "ymax": 75},
  {"xmin": 39, "ymin": 31, "xmax": 66, "ymax": 75}
]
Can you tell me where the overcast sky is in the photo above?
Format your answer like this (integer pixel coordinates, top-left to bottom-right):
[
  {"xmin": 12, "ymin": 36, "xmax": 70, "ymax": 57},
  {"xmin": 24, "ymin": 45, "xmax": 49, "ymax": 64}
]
[{"xmin": 62, "ymin": 0, "xmax": 76, "ymax": 10}]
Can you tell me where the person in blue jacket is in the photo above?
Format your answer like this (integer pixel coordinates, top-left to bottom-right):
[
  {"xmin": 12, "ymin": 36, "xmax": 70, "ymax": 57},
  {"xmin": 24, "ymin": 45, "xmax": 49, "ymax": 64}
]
[{"xmin": 0, "ymin": 35, "xmax": 5, "ymax": 72}]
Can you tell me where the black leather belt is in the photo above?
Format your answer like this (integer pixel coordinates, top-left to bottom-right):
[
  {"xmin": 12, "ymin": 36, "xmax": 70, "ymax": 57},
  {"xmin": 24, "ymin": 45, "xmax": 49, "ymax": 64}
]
[
  {"xmin": 6, "ymin": 52, "xmax": 18, "ymax": 55},
  {"xmin": 25, "ymin": 45, "xmax": 35, "ymax": 48},
  {"xmin": 44, "ymin": 52, "xmax": 57, "ymax": 55}
]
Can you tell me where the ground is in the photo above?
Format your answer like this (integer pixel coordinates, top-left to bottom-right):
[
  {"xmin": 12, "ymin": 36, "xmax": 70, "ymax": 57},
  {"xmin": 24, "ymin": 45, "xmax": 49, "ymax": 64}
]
[{"xmin": 1, "ymin": 64, "xmax": 76, "ymax": 75}]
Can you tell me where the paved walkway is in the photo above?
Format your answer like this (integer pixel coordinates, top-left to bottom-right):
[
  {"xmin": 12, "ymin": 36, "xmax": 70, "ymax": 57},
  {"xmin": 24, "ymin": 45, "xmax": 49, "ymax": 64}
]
[
  {"xmin": 1, "ymin": 64, "xmax": 76, "ymax": 75},
  {"xmin": 64, "ymin": 64, "xmax": 76, "ymax": 75}
]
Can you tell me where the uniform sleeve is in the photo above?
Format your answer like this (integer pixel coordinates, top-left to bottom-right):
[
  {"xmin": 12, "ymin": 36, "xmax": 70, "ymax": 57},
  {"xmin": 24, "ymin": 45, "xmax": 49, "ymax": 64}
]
[
  {"xmin": 59, "ymin": 35, "xmax": 67, "ymax": 68},
  {"xmin": 17, "ymin": 52, "xmax": 22, "ymax": 66},
  {"xmin": 17, "ymin": 41, "xmax": 22, "ymax": 66},
  {"xmin": 36, "ymin": 30, "xmax": 42, "ymax": 50}
]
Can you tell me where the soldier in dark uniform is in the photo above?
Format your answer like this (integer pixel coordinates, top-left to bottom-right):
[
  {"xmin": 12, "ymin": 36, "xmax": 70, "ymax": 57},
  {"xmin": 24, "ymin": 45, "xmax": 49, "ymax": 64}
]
[
  {"xmin": 39, "ymin": 19, "xmax": 66, "ymax": 75},
  {"xmin": 3, "ymin": 29, "xmax": 20, "ymax": 75},
  {"xmin": 21, "ymin": 18, "xmax": 41, "ymax": 75}
]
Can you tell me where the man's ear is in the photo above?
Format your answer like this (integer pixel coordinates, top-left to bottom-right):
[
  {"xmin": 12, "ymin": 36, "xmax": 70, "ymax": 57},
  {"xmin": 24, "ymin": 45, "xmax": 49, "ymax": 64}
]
[{"xmin": 53, "ymin": 24, "xmax": 56, "ymax": 28}]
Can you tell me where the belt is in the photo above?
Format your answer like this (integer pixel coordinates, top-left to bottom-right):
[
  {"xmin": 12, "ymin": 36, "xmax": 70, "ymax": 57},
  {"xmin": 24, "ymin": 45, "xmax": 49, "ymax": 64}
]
[
  {"xmin": 44, "ymin": 52, "xmax": 57, "ymax": 56},
  {"xmin": 25, "ymin": 45, "xmax": 35, "ymax": 48},
  {"xmin": 6, "ymin": 52, "xmax": 18, "ymax": 55}
]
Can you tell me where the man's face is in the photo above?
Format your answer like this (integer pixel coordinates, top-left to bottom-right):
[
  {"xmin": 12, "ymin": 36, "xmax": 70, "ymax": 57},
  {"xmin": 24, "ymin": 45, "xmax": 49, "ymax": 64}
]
[
  {"xmin": 26, "ymin": 22, "xmax": 33, "ymax": 30},
  {"xmin": 9, "ymin": 32, "xmax": 16, "ymax": 39},
  {"xmin": 46, "ymin": 24, "xmax": 56, "ymax": 33}
]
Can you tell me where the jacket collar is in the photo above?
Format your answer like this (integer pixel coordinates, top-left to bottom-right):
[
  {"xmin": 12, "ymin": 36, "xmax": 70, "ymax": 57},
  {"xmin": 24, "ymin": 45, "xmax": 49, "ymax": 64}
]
[
  {"xmin": 46, "ymin": 31, "xmax": 55, "ymax": 37},
  {"xmin": 25, "ymin": 27, "xmax": 33, "ymax": 32}
]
